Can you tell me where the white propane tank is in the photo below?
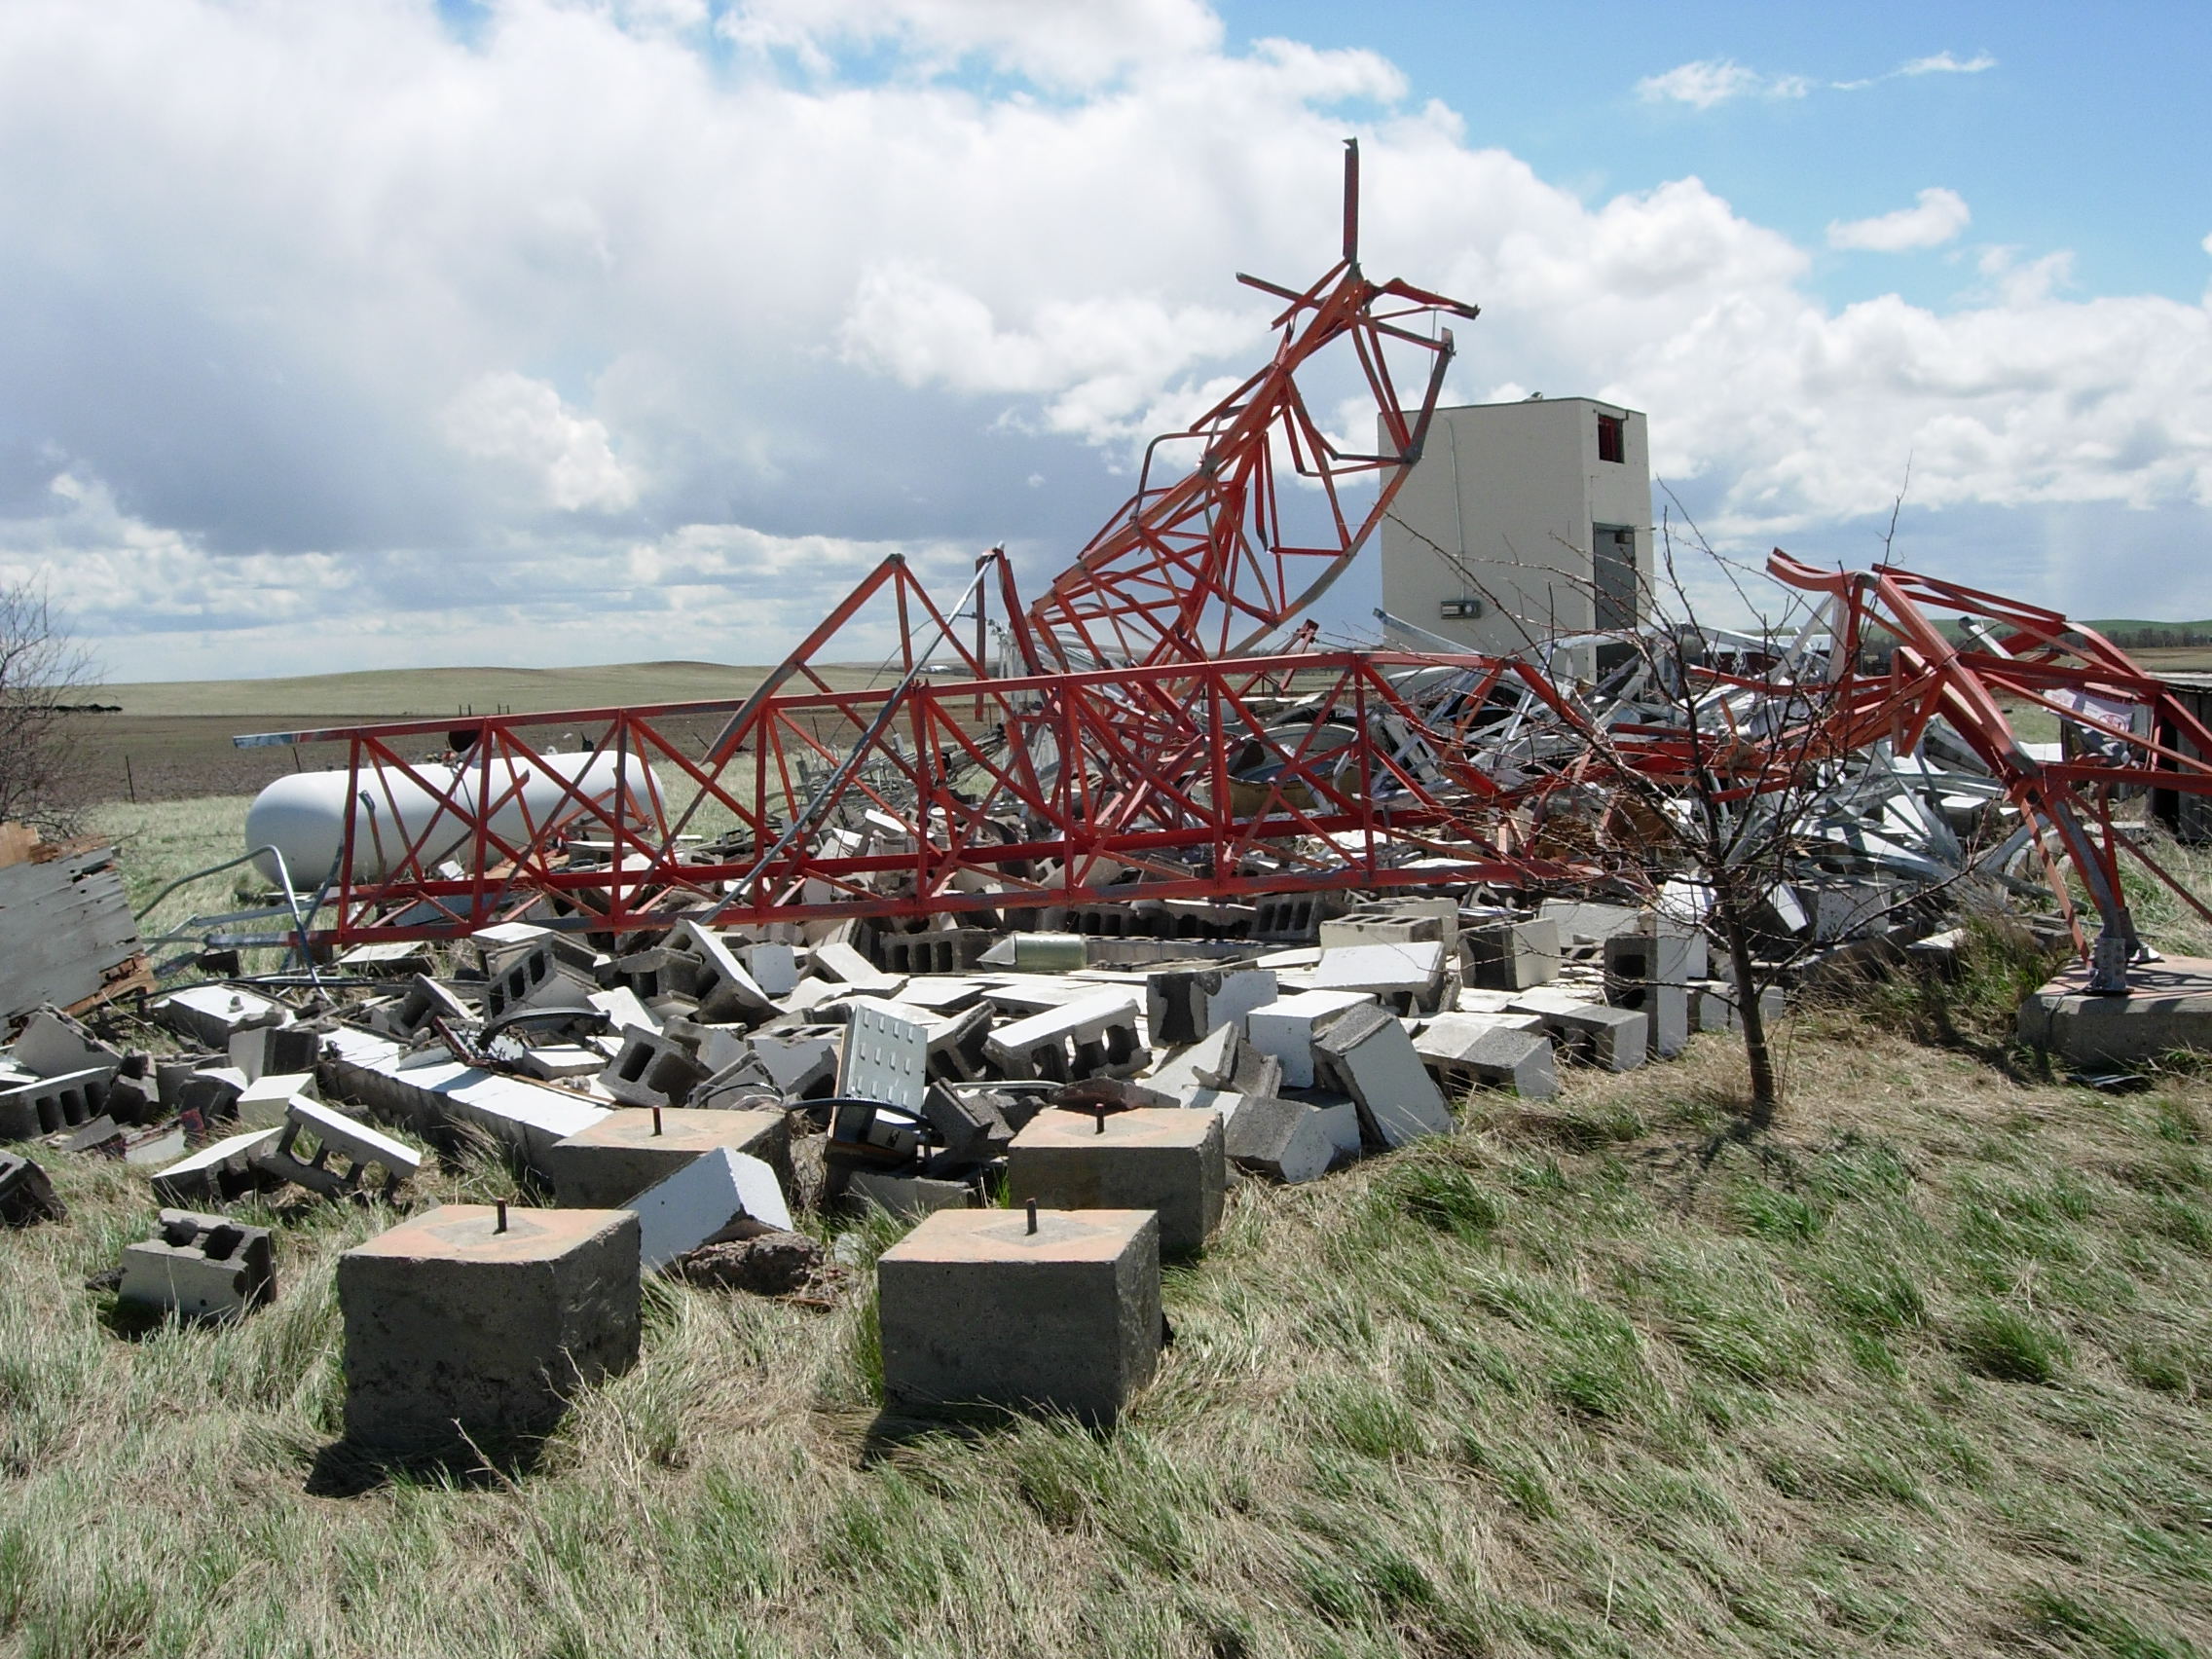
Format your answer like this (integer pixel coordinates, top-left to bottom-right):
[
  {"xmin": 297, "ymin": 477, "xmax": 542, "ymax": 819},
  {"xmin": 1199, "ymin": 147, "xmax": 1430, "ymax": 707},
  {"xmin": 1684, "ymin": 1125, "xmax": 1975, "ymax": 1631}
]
[{"xmin": 244, "ymin": 749, "xmax": 665, "ymax": 888}]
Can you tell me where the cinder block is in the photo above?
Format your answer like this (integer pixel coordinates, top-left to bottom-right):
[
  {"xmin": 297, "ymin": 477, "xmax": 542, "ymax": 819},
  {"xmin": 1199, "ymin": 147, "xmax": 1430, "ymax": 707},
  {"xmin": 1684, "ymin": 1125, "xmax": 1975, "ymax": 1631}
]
[
  {"xmin": 1144, "ymin": 967, "xmax": 1279, "ymax": 1047},
  {"xmin": 598, "ymin": 1027, "xmax": 712, "ymax": 1110},
  {"xmin": 741, "ymin": 941, "xmax": 799, "ymax": 996},
  {"xmin": 1243, "ymin": 989, "xmax": 1372, "ymax": 1088},
  {"xmin": 809, "ymin": 940, "xmax": 906, "ymax": 997},
  {"xmin": 1413, "ymin": 1013, "xmax": 1558, "ymax": 1099},
  {"xmin": 236, "ymin": 1070, "xmax": 320, "ymax": 1129},
  {"xmin": 985, "ymin": 992, "xmax": 1147, "ymax": 1083},
  {"xmin": 0, "ymin": 1067, "xmax": 109, "ymax": 1140},
  {"xmin": 1507, "ymin": 992, "xmax": 1647, "ymax": 1072},
  {"xmin": 1608, "ymin": 980, "xmax": 1690, "ymax": 1058},
  {"xmin": 846, "ymin": 1168, "xmax": 973, "ymax": 1218},
  {"xmin": 1603, "ymin": 926, "xmax": 1707, "ymax": 989},
  {"xmin": 1311, "ymin": 940, "xmax": 1450, "ymax": 1015},
  {"xmin": 339, "ymin": 1203, "xmax": 642, "ymax": 1451},
  {"xmin": 1313, "ymin": 1005, "xmax": 1456, "ymax": 1148},
  {"xmin": 877, "ymin": 1207, "xmax": 1161, "ymax": 1425},
  {"xmin": 481, "ymin": 943, "xmax": 597, "ymax": 1022},
  {"xmin": 118, "ymin": 1209, "xmax": 276, "ymax": 1321},
  {"xmin": 1007, "ymin": 1108, "xmax": 1224, "ymax": 1254},
  {"xmin": 1461, "ymin": 918, "xmax": 1561, "ymax": 991},
  {"xmin": 0, "ymin": 1151, "xmax": 65, "ymax": 1226},
  {"xmin": 1537, "ymin": 900, "xmax": 1647, "ymax": 949},
  {"xmin": 628, "ymin": 1148, "xmax": 792, "ymax": 1269},
  {"xmin": 543, "ymin": 1107, "xmax": 790, "ymax": 1207},
  {"xmin": 150, "ymin": 1125, "xmax": 283, "ymax": 1203},
  {"xmin": 672, "ymin": 922, "xmax": 780, "ymax": 1024},
  {"xmin": 13, "ymin": 1007, "xmax": 122, "ymax": 1079},
  {"xmin": 252, "ymin": 1097, "xmax": 424, "ymax": 1198},
  {"xmin": 228, "ymin": 1023, "xmax": 322, "ymax": 1083},
  {"xmin": 1224, "ymin": 1095, "xmax": 1334, "ymax": 1184}
]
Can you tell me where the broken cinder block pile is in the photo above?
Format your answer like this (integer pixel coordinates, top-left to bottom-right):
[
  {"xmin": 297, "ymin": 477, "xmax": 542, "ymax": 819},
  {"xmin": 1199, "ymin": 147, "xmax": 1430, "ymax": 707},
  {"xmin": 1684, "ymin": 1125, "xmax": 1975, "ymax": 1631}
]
[{"xmin": 1, "ymin": 886, "xmax": 1808, "ymax": 1444}]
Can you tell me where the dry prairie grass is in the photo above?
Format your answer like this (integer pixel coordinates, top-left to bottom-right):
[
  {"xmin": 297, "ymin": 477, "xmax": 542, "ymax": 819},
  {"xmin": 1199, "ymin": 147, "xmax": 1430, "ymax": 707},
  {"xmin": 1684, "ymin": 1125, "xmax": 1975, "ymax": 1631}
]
[
  {"xmin": 11, "ymin": 804, "xmax": 2208, "ymax": 1656},
  {"xmin": 5, "ymin": 993, "xmax": 2212, "ymax": 1657}
]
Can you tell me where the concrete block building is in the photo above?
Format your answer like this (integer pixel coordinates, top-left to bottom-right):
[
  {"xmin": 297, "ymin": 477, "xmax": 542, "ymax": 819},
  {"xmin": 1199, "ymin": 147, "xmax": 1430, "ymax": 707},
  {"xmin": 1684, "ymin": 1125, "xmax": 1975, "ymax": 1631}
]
[{"xmin": 1379, "ymin": 396, "xmax": 1651, "ymax": 656}]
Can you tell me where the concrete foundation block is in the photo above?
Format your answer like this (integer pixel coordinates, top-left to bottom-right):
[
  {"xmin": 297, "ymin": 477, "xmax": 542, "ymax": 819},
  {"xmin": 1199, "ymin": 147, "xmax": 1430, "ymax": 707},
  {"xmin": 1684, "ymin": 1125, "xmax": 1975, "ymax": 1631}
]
[
  {"xmin": 339, "ymin": 1203, "xmax": 642, "ymax": 1451},
  {"xmin": 877, "ymin": 1207, "xmax": 1161, "ymax": 1425},
  {"xmin": 1224, "ymin": 1095, "xmax": 1334, "ymax": 1183},
  {"xmin": 2018, "ymin": 957, "xmax": 2212, "ymax": 1067},
  {"xmin": 543, "ymin": 1107, "xmax": 790, "ymax": 1207},
  {"xmin": 1007, "ymin": 1107, "xmax": 1224, "ymax": 1254},
  {"xmin": 1313, "ymin": 1005, "xmax": 1456, "ymax": 1148},
  {"xmin": 152, "ymin": 985, "xmax": 291, "ymax": 1051}
]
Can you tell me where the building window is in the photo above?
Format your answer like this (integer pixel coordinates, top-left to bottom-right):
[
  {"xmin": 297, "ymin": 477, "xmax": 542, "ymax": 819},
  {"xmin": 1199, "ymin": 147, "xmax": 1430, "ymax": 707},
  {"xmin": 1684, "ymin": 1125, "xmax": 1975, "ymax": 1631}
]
[{"xmin": 1596, "ymin": 413, "xmax": 1625, "ymax": 464}]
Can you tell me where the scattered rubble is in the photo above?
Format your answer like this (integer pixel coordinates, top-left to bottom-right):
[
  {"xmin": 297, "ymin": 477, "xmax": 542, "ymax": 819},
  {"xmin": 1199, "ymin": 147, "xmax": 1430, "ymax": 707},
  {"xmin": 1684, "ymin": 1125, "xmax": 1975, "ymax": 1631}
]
[{"xmin": 10, "ymin": 146, "xmax": 2212, "ymax": 1442}]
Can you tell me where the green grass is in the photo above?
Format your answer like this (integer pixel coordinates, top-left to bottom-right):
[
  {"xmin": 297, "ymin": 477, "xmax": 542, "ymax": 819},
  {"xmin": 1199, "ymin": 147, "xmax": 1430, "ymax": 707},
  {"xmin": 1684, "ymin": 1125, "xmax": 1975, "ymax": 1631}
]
[
  {"xmin": 7, "ymin": 993, "xmax": 2212, "ymax": 1654},
  {"xmin": 31, "ymin": 788, "xmax": 2212, "ymax": 1655}
]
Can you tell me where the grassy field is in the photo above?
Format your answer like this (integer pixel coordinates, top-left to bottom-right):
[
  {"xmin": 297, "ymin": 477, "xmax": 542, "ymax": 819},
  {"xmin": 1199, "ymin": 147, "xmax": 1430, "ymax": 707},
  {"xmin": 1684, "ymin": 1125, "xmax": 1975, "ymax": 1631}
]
[
  {"xmin": 4, "ymin": 801, "xmax": 2206, "ymax": 1655},
  {"xmin": 93, "ymin": 660, "xmax": 918, "ymax": 719},
  {"xmin": 8, "ymin": 985, "xmax": 2212, "ymax": 1654}
]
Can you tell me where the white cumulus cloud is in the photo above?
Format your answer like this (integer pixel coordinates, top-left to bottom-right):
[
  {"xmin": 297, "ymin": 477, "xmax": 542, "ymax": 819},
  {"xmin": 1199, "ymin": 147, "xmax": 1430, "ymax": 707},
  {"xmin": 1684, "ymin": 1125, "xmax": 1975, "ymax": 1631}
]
[
  {"xmin": 720, "ymin": 0, "xmax": 1223, "ymax": 87},
  {"xmin": 0, "ymin": 2, "xmax": 2201, "ymax": 676},
  {"xmin": 1899, "ymin": 51, "xmax": 1997, "ymax": 76},
  {"xmin": 1827, "ymin": 188, "xmax": 1972, "ymax": 252},
  {"xmin": 440, "ymin": 372, "xmax": 639, "ymax": 513},
  {"xmin": 1637, "ymin": 58, "xmax": 1810, "ymax": 109}
]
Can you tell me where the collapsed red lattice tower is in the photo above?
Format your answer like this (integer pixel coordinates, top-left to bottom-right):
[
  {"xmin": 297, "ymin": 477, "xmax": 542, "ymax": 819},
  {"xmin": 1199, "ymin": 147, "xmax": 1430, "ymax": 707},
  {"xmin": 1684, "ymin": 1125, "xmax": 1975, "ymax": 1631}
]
[{"xmin": 239, "ymin": 147, "xmax": 2212, "ymax": 988}]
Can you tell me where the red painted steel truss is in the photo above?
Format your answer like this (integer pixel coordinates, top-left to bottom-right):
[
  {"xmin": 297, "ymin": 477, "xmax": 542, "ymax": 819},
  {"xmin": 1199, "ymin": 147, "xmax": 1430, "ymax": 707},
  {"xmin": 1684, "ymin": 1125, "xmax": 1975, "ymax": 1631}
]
[{"xmin": 240, "ymin": 151, "xmax": 2212, "ymax": 985}]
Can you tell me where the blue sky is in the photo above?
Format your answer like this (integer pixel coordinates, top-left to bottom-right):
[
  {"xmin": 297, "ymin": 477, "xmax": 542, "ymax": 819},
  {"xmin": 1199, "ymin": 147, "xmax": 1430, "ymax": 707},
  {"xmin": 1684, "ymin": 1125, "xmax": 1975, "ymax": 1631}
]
[
  {"xmin": 2, "ymin": 0, "xmax": 2207, "ymax": 680},
  {"xmin": 1223, "ymin": 2, "xmax": 2209, "ymax": 307}
]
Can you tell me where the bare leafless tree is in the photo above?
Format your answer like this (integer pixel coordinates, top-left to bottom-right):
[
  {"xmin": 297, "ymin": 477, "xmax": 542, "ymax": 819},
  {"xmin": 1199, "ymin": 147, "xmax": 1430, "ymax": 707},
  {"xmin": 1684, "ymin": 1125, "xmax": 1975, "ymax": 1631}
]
[
  {"xmin": 1388, "ymin": 496, "xmax": 1958, "ymax": 1115},
  {"xmin": 0, "ymin": 578, "xmax": 98, "ymax": 833}
]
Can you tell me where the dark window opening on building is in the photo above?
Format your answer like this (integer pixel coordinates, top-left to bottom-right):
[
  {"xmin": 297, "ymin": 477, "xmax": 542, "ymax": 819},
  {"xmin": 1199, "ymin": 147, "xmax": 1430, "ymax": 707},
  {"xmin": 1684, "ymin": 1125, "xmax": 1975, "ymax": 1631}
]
[{"xmin": 1596, "ymin": 414, "xmax": 1625, "ymax": 464}]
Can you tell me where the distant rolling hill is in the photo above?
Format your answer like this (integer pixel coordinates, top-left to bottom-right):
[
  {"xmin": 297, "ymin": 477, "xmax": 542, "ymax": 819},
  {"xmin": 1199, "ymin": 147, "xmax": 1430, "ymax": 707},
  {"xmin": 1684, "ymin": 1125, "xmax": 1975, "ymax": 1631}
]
[{"xmin": 96, "ymin": 659, "xmax": 901, "ymax": 719}]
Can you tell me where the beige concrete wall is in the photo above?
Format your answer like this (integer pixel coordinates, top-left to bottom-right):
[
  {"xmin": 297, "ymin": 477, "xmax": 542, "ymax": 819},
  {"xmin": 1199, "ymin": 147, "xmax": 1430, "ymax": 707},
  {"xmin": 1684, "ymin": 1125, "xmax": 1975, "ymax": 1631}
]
[{"xmin": 1379, "ymin": 397, "xmax": 1650, "ymax": 656}]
